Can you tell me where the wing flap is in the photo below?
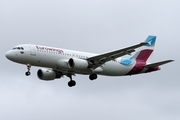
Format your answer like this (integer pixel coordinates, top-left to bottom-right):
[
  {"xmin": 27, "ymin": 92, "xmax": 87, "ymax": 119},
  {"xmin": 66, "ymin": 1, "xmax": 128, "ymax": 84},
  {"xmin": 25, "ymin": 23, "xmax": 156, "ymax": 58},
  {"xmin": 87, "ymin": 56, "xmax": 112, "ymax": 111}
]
[{"xmin": 144, "ymin": 60, "xmax": 174, "ymax": 68}]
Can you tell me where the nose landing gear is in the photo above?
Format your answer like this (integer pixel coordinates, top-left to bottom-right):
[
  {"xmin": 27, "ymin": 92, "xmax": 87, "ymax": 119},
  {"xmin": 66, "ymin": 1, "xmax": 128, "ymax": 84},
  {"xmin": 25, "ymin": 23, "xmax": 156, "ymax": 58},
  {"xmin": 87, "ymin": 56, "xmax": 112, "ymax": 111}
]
[{"xmin": 25, "ymin": 63, "xmax": 31, "ymax": 76}]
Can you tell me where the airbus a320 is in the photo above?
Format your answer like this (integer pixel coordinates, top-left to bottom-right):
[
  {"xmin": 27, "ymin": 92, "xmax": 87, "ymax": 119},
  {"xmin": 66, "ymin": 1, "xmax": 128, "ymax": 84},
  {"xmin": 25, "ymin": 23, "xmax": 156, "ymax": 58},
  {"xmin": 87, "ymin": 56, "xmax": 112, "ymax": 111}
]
[{"xmin": 5, "ymin": 36, "xmax": 173, "ymax": 87}]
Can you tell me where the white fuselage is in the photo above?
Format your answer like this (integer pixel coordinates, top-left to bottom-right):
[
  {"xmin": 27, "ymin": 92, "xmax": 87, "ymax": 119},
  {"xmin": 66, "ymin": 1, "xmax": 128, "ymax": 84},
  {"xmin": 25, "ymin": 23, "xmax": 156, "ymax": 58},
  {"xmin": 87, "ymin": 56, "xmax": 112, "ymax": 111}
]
[
  {"xmin": 6, "ymin": 44, "xmax": 134, "ymax": 76},
  {"xmin": 6, "ymin": 36, "xmax": 170, "ymax": 87}
]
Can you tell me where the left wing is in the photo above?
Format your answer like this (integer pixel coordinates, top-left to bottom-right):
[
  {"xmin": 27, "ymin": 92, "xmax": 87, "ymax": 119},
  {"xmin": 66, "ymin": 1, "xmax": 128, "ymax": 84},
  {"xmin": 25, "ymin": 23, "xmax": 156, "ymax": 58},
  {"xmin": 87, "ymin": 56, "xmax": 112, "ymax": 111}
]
[{"xmin": 87, "ymin": 42, "xmax": 148, "ymax": 69}]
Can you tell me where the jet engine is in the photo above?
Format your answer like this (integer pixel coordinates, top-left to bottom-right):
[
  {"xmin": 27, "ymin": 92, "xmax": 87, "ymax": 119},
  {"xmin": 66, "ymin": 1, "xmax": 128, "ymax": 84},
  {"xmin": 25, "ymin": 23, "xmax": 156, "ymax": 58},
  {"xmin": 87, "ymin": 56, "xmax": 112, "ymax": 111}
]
[
  {"xmin": 37, "ymin": 69, "xmax": 60, "ymax": 81},
  {"xmin": 56, "ymin": 59, "xmax": 69, "ymax": 68},
  {"xmin": 68, "ymin": 58, "xmax": 89, "ymax": 70}
]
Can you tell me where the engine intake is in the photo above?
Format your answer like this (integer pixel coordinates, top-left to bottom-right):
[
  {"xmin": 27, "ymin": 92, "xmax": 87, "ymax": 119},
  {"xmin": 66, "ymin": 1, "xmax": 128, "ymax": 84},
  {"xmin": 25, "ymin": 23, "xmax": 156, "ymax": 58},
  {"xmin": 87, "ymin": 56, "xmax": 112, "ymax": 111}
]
[{"xmin": 68, "ymin": 58, "xmax": 88, "ymax": 70}]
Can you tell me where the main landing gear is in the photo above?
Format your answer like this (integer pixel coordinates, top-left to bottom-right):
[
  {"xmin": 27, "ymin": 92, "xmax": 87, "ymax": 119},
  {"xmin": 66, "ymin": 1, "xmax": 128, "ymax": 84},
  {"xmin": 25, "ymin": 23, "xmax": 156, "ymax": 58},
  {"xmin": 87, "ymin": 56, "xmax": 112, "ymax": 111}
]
[
  {"xmin": 67, "ymin": 73, "xmax": 98, "ymax": 87},
  {"xmin": 25, "ymin": 63, "xmax": 31, "ymax": 76},
  {"xmin": 67, "ymin": 74, "xmax": 76, "ymax": 87},
  {"xmin": 89, "ymin": 73, "xmax": 97, "ymax": 80}
]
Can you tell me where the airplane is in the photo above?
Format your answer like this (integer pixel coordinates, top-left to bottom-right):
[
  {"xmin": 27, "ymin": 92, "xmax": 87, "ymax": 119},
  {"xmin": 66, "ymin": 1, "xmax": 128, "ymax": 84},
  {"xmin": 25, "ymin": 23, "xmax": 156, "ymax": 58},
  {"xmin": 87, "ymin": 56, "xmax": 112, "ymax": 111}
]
[{"xmin": 5, "ymin": 35, "xmax": 174, "ymax": 87}]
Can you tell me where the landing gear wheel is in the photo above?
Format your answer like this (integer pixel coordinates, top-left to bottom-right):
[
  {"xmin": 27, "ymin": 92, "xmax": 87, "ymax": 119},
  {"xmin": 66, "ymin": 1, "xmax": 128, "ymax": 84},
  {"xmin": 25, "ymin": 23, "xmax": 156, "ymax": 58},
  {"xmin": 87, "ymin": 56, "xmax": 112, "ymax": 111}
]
[
  {"xmin": 25, "ymin": 71, "xmax": 31, "ymax": 76},
  {"xmin": 89, "ymin": 73, "xmax": 97, "ymax": 80},
  {"xmin": 68, "ymin": 80, "xmax": 76, "ymax": 87},
  {"xmin": 25, "ymin": 63, "xmax": 31, "ymax": 76}
]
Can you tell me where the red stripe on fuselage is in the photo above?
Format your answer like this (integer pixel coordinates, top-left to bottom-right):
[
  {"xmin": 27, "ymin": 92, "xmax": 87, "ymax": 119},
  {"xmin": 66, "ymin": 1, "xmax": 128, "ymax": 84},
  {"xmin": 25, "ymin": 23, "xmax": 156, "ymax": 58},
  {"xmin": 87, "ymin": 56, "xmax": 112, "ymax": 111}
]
[{"xmin": 126, "ymin": 50, "xmax": 153, "ymax": 75}]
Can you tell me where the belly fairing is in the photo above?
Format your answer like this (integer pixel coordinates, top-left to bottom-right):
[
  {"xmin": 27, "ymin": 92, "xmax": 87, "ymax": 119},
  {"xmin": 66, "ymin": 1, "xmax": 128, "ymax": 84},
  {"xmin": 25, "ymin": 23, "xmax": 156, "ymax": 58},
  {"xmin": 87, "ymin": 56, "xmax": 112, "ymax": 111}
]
[{"xmin": 99, "ymin": 61, "xmax": 134, "ymax": 76}]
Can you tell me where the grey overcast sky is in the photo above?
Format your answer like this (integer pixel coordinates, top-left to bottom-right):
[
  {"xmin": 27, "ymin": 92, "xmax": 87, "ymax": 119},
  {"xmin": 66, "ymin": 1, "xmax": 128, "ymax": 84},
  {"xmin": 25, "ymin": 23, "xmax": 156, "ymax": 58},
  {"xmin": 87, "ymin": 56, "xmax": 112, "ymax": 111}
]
[{"xmin": 0, "ymin": 0, "xmax": 179, "ymax": 120}]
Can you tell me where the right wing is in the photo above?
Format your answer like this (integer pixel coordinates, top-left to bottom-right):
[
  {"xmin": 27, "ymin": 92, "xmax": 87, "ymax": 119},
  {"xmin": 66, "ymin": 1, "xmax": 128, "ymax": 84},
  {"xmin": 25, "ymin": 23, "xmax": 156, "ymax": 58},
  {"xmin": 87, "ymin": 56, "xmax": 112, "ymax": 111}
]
[{"xmin": 87, "ymin": 42, "xmax": 148, "ymax": 69}]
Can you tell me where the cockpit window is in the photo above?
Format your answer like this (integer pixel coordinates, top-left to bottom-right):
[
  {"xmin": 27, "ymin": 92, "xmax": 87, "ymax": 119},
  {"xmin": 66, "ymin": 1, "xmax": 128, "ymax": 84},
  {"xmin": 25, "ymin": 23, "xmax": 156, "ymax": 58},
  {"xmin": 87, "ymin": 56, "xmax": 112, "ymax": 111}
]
[{"xmin": 12, "ymin": 47, "xmax": 24, "ymax": 50}]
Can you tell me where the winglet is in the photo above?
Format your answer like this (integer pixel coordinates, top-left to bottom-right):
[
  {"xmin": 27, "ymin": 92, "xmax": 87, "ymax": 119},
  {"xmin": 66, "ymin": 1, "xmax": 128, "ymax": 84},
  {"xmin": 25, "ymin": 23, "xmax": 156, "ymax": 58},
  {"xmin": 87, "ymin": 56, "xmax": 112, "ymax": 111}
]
[{"xmin": 140, "ymin": 42, "xmax": 149, "ymax": 46}]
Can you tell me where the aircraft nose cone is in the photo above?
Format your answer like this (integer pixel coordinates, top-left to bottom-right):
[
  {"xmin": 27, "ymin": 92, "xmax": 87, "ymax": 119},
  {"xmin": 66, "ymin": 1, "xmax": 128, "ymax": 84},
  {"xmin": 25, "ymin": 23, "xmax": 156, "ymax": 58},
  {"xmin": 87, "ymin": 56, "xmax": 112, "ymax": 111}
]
[{"xmin": 5, "ymin": 51, "xmax": 12, "ymax": 60}]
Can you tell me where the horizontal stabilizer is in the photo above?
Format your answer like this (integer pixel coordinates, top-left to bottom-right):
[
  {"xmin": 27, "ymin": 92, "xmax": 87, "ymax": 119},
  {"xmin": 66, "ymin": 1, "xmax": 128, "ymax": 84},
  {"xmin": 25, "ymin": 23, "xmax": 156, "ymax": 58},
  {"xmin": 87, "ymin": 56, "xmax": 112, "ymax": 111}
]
[{"xmin": 144, "ymin": 60, "xmax": 174, "ymax": 68}]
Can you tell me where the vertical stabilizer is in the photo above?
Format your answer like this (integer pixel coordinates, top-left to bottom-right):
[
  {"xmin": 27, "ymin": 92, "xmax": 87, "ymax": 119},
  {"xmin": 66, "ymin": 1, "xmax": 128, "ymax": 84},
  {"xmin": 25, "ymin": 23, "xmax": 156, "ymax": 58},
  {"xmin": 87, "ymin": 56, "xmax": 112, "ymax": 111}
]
[{"xmin": 132, "ymin": 35, "xmax": 156, "ymax": 64}]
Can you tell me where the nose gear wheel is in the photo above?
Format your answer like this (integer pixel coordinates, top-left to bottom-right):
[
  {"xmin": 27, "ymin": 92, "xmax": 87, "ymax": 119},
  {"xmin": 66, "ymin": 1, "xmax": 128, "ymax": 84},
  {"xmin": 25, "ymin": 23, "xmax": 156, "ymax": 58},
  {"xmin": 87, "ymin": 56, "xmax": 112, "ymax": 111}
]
[{"xmin": 25, "ymin": 64, "xmax": 31, "ymax": 76}]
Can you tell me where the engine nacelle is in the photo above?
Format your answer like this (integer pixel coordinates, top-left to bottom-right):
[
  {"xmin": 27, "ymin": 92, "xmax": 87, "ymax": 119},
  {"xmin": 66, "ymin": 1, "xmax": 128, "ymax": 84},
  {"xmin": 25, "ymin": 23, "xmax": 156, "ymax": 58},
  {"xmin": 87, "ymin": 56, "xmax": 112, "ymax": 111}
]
[
  {"xmin": 68, "ymin": 58, "xmax": 89, "ymax": 70},
  {"xmin": 37, "ymin": 69, "xmax": 59, "ymax": 81},
  {"xmin": 56, "ymin": 59, "xmax": 69, "ymax": 69}
]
